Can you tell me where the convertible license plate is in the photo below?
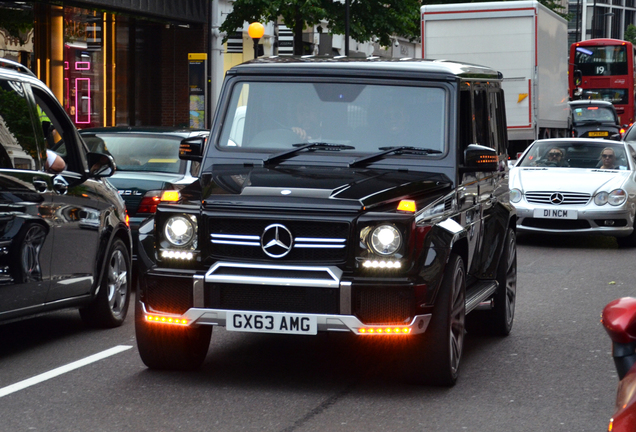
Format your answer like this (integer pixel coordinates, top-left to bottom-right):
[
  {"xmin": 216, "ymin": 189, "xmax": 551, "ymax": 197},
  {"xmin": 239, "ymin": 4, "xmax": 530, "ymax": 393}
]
[
  {"xmin": 588, "ymin": 131, "xmax": 609, "ymax": 137},
  {"xmin": 533, "ymin": 208, "xmax": 578, "ymax": 219},
  {"xmin": 227, "ymin": 311, "xmax": 317, "ymax": 335}
]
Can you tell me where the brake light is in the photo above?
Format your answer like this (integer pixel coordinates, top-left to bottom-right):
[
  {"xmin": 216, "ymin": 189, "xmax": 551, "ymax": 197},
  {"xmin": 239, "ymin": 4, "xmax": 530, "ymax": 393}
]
[{"xmin": 137, "ymin": 191, "xmax": 162, "ymax": 214}]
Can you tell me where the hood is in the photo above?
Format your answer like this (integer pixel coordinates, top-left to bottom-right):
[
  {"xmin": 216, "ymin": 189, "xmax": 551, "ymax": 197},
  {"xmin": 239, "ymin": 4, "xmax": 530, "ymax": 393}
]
[
  {"xmin": 511, "ymin": 167, "xmax": 630, "ymax": 193},
  {"xmin": 196, "ymin": 165, "xmax": 452, "ymax": 212}
]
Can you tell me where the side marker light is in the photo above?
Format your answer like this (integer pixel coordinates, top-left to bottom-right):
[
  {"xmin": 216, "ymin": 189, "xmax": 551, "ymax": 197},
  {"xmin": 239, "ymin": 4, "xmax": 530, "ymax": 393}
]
[{"xmin": 397, "ymin": 200, "xmax": 416, "ymax": 212}]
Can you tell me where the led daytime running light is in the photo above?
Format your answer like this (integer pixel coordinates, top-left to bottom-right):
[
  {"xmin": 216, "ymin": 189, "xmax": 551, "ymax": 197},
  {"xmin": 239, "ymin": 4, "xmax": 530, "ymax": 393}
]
[
  {"xmin": 146, "ymin": 314, "xmax": 188, "ymax": 325},
  {"xmin": 362, "ymin": 260, "xmax": 401, "ymax": 269},
  {"xmin": 161, "ymin": 249, "xmax": 194, "ymax": 260},
  {"xmin": 359, "ymin": 327, "xmax": 411, "ymax": 335}
]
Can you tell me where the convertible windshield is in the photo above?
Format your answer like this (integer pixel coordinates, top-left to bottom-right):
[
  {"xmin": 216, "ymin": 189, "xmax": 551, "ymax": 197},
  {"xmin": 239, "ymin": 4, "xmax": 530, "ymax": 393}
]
[
  {"xmin": 518, "ymin": 141, "xmax": 630, "ymax": 170},
  {"xmin": 218, "ymin": 81, "xmax": 447, "ymax": 154}
]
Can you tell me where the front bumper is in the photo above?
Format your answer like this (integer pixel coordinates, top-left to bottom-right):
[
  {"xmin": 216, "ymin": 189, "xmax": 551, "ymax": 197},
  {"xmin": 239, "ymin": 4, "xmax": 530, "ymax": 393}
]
[
  {"xmin": 515, "ymin": 203, "xmax": 635, "ymax": 237},
  {"xmin": 138, "ymin": 261, "xmax": 433, "ymax": 335},
  {"xmin": 139, "ymin": 301, "xmax": 432, "ymax": 335}
]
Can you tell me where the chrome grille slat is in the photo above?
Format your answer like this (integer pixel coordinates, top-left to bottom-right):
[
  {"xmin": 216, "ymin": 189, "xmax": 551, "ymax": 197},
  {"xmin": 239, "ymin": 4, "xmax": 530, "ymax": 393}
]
[{"xmin": 525, "ymin": 191, "xmax": 590, "ymax": 205}]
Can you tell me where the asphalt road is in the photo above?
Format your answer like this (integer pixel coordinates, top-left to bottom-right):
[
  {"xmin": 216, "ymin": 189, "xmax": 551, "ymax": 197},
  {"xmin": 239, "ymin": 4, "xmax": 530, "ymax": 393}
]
[{"xmin": 0, "ymin": 233, "xmax": 631, "ymax": 432}]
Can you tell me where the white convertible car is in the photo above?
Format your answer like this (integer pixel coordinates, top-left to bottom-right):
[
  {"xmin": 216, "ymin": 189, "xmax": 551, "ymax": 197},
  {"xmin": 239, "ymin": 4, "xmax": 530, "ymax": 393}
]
[{"xmin": 510, "ymin": 138, "xmax": 636, "ymax": 246}]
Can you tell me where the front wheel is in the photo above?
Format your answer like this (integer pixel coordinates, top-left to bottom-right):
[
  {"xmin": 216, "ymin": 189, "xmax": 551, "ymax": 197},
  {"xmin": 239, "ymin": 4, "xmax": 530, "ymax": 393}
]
[
  {"xmin": 135, "ymin": 298, "xmax": 212, "ymax": 370},
  {"xmin": 79, "ymin": 238, "xmax": 131, "ymax": 328},
  {"xmin": 407, "ymin": 253, "xmax": 466, "ymax": 386}
]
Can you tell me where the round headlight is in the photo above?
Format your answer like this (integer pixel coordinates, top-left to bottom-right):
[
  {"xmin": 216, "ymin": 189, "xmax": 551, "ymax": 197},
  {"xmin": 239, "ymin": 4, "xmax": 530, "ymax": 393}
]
[
  {"xmin": 594, "ymin": 191, "xmax": 609, "ymax": 206},
  {"xmin": 510, "ymin": 188, "xmax": 522, "ymax": 203},
  {"xmin": 609, "ymin": 189, "xmax": 627, "ymax": 206},
  {"xmin": 369, "ymin": 225, "xmax": 402, "ymax": 256},
  {"xmin": 164, "ymin": 216, "xmax": 195, "ymax": 246}
]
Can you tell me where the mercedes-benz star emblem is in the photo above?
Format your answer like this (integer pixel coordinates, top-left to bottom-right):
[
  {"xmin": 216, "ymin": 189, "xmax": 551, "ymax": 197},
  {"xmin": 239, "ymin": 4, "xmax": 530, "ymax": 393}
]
[
  {"xmin": 261, "ymin": 224, "xmax": 293, "ymax": 258},
  {"xmin": 550, "ymin": 192, "xmax": 564, "ymax": 205}
]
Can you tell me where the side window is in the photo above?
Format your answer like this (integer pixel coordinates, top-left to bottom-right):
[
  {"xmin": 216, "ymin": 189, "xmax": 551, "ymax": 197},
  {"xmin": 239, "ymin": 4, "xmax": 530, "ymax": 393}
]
[
  {"xmin": 473, "ymin": 86, "xmax": 490, "ymax": 148},
  {"xmin": 459, "ymin": 84, "xmax": 472, "ymax": 152},
  {"xmin": 32, "ymin": 88, "xmax": 79, "ymax": 174},
  {"xmin": 0, "ymin": 79, "xmax": 41, "ymax": 171}
]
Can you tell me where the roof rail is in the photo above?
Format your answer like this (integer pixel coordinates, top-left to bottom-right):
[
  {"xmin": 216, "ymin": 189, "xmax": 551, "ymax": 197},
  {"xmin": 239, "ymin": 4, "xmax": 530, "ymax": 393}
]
[{"xmin": 0, "ymin": 58, "xmax": 36, "ymax": 78}]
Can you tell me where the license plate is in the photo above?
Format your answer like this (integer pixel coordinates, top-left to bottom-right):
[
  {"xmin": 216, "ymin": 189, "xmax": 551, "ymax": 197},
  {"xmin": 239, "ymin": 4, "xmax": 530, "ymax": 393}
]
[
  {"xmin": 533, "ymin": 208, "xmax": 578, "ymax": 219},
  {"xmin": 588, "ymin": 131, "xmax": 609, "ymax": 137},
  {"xmin": 227, "ymin": 311, "xmax": 317, "ymax": 335}
]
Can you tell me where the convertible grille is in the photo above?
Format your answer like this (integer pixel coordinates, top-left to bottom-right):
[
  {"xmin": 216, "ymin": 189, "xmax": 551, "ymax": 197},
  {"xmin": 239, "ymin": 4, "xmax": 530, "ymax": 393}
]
[{"xmin": 525, "ymin": 191, "xmax": 590, "ymax": 205}]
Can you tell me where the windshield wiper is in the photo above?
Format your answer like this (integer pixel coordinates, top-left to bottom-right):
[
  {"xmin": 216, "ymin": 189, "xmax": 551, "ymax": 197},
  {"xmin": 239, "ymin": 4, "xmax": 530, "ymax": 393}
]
[
  {"xmin": 348, "ymin": 146, "xmax": 442, "ymax": 168},
  {"xmin": 263, "ymin": 142, "xmax": 355, "ymax": 166}
]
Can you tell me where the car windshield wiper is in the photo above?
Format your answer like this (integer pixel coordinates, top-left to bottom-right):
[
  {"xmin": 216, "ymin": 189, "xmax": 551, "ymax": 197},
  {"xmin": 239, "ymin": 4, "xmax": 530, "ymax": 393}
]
[
  {"xmin": 348, "ymin": 146, "xmax": 442, "ymax": 168},
  {"xmin": 263, "ymin": 142, "xmax": 355, "ymax": 166}
]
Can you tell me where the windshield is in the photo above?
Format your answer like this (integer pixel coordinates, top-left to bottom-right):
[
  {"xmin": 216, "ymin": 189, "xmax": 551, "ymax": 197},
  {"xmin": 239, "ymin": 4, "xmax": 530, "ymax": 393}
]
[
  {"xmin": 217, "ymin": 81, "xmax": 448, "ymax": 154},
  {"xmin": 82, "ymin": 134, "xmax": 184, "ymax": 173},
  {"xmin": 579, "ymin": 89, "xmax": 628, "ymax": 105},
  {"xmin": 571, "ymin": 105, "xmax": 618, "ymax": 125},
  {"xmin": 574, "ymin": 45, "xmax": 628, "ymax": 76},
  {"xmin": 518, "ymin": 141, "xmax": 629, "ymax": 170}
]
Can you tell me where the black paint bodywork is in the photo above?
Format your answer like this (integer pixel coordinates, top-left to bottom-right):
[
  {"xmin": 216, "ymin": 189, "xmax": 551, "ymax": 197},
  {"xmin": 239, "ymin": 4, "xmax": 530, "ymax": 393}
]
[{"xmin": 137, "ymin": 58, "xmax": 515, "ymax": 328}]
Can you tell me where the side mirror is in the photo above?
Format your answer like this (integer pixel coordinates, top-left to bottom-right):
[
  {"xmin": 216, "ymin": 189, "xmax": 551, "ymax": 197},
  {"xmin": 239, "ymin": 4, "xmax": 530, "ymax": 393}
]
[
  {"xmin": 602, "ymin": 297, "xmax": 636, "ymax": 379},
  {"xmin": 460, "ymin": 144, "xmax": 498, "ymax": 173},
  {"xmin": 179, "ymin": 136, "xmax": 206, "ymax": 162},
  {"xmin": 87, "ymin": 152, "xmax": 115, "ymax": 178},
  {"xmin": 573, "ymin": 69, "xmax": 582, "ymax": 87},
  {"xmin": 610, "ymin": 133, "xmax": 622, "ymax": 141}
]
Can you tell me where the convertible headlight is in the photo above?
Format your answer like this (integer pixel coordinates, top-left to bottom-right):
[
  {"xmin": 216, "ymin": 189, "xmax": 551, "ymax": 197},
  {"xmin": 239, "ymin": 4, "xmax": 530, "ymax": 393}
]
[
  {"xmin": 595, "ymin": 190, "xmax": 627, "ymax": 206},
  {"xmin": 594, "ymin": 191, "xmax": 609, "ymax": 206},
  {"xmin": 164, "ymin": 215, "xmax": 197, "ymax": 247},
  {"xmin": 510, "ymin": 188, "xmax": 522, "ymax": 203},
  {"xmin": 609, "ymin": 189, "xmax": 627, "ymax": 206},
  {"xmin": 369, "ymin": 225, "xmax": 402, "ymax": 256}
]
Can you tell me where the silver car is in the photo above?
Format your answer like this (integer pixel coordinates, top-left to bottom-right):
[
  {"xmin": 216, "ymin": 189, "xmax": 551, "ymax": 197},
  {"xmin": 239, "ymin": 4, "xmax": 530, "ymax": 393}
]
[{"xmin": 510, "ymin": 138, "xmax": 636, "ymax": 246}]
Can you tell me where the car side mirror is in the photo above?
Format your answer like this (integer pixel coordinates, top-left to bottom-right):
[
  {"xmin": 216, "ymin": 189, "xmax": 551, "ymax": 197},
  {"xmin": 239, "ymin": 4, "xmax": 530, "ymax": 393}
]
[
  {"xmin": 179, "ymin": 136, "xmax": 206, "ymax": 162},
  {"xmin": 460, "ymin": 144, "xmax": 498, "ymax": 173},
  {"xmin": 87, "ymin": 152, "xmax": 116, "ymax": 178},
  {"xmin": 573, "ymin": 69, "xmax": 582, "ymax": 87},
  {"xmin": 610, "ymin": 133, "xmax": 622, "ymax": 141}
]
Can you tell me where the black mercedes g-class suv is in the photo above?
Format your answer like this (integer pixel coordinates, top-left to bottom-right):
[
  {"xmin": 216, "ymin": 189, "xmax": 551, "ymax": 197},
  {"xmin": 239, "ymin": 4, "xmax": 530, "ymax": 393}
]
[{"xmin": 135, "ymin": 57, "xmax": 516, "ymax": 386}]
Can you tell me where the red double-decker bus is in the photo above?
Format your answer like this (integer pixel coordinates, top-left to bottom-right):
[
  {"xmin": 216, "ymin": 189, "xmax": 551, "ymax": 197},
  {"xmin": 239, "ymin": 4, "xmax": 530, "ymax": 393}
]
[{"xmin": 569, "ymin": 38, "xmax": 636, "ymax": 127}]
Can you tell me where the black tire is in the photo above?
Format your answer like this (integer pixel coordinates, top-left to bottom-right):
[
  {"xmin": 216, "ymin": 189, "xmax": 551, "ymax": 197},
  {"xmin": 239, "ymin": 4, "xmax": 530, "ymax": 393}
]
[
  {"xmin": 407, "ymin": 254, "xmax": 466, "ymax": 386},
  {"xmin": 135, "ymin": 298, "xmax": 212, "ymax": 370},
  {"xmin": 490, "ymin": 228, "xmax": 517, "ymax": 336},
  {"xmin": 79, "ymin": 238, "xmax": 131, "ymax": 328}
]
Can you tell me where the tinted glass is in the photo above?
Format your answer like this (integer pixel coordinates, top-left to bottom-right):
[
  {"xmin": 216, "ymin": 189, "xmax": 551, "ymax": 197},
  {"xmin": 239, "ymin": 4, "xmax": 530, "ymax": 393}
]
[
  {"xmin": 580, "ymin": 88, "xmax": 628, "ymax": 105},
  {"xmin": 0, "ymin": 80, "xmax": 39, "ymax": 170},
  {"xmin": 571, "ymin": 106, "xmax": 618, "ymax": 124},
  {"xmin": 82, "ymin": 134, "xmax": 183, "ymax": 173},
  {"xmin": 574, "ymin": 45, "xmax": 628, "ymax": 76},
  {"xmin": 218, "ymin": 81, "xmax": 448, "ymax": 154}
]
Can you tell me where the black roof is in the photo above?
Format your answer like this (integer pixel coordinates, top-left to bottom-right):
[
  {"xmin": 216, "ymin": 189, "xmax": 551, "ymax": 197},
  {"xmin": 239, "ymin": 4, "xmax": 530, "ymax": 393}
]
[{"xmin": 228, "ymin": 56, "xmax": 503, "ymax": 80}]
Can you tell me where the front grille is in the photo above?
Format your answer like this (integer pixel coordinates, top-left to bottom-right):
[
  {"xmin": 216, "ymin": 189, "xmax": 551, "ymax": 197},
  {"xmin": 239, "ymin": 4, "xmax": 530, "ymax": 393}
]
[
  {"xmin": 144, "ymin": 275, "xmax": 193, "ymax": 314},
  {"xmin": 208, "ymin": 218, "xmax": 349, "ymax": 262},
  {"xmin": 207, "ymin": 283, "xmax": 339, "ymax": 314},
  {"xmin": 525, "ymin": 191, "xmax": 590, "ymax": 205},
  {"xmin": 352, "ymin": 285, "xmax": 413, "ymax": 324},
  {"xmin": 521, "ymin": 218, "xmax": 591, "ymax": 230}
]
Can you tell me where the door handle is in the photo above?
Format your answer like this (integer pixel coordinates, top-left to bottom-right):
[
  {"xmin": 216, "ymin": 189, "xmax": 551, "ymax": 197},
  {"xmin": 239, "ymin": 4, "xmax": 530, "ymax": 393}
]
[{"xmin": 32, "ymin": 178, "xmax": 47, "ymax": 193}]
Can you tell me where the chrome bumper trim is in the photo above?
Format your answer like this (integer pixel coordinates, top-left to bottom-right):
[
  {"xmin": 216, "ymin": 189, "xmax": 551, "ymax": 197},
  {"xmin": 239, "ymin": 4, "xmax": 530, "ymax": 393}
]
[
  {"xmin": 204, "ymin": 261, "xmax": 342, "ymax": 288},
  {"xmin": 140, "ymin": 303, "xmax": 431, "ymax": 335}
]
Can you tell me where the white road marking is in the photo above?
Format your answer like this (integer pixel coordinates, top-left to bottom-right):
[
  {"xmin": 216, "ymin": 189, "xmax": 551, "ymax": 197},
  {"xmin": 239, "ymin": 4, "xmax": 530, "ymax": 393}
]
[{"xmin": 0, "ymin": 345, "xmax": 133, "ymax": 398}]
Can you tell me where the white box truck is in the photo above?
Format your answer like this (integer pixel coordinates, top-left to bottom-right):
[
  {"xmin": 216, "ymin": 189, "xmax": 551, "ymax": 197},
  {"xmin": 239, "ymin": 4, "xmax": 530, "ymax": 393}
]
[{"xmin": 421, "ymin": 1, "xmax": 570, "ymax": 155}]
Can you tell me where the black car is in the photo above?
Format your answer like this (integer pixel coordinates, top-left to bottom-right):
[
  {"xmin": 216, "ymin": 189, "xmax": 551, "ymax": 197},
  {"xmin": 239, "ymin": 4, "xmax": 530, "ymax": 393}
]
[
  {"xmin": 134, "ymin": 57, "xmax": 517, "ymax": 386},
  {"xmin": 79, "ymin": 127, "xmax": 208, "ymax": 261},
  {"xmin": 569, "ymin": 99, "xmax": 622, "ymax": 139},
  {"xmin": 0, "ymin": 59, "xmax": 132, "ymax": 327}
]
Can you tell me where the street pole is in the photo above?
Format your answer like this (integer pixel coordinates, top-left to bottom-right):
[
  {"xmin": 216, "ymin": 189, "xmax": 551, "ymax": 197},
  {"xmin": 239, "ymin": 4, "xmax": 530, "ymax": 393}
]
[
  {"xmin": 248, "ymin": 22, "xmax": 265, "ymax": 59},
  {"xmin": 345, "ymin": 0, "xmax": 349, "ymax": 56},
  {"xmin": 592, "ymin": 0, "xmax": 597, "ymax": 39}
]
